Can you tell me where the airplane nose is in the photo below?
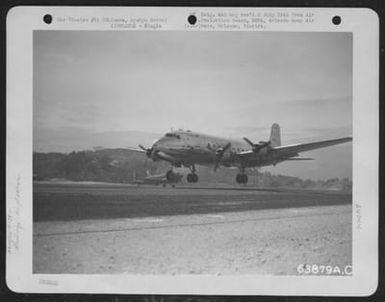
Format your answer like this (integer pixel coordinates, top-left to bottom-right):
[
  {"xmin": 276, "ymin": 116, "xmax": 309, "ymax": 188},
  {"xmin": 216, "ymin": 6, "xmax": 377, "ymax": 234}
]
[{"xmin": 151, "ymin": 139, "xmax": 162, "ymax": 150}]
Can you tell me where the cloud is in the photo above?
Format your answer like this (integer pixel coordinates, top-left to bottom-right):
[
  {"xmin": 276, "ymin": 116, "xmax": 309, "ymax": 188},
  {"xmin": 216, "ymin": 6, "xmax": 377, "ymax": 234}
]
[{"xmin": 33, "ymin": 31, "xmax": 352, "ymax": 179}]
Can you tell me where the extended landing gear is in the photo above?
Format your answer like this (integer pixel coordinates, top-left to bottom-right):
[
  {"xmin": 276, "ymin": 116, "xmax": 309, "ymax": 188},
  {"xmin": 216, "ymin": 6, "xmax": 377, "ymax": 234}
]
[
  {"xmin": 187, "ymin": 173, "xmax": 198, "ymax": 183},
  {"xmin": 187, "ymin": 164, "xmax": 198, "ymax": 183},
  {"xmin": 236, "ymin": 173, "xmax": 248, "ymax": 184},
  {"xmin": 236, "ymin": 167, "xmax": 248, "ymax": 184},
  {"xmin": 166, "ymin": 169, "xmax": 175, "ymax": 181}
]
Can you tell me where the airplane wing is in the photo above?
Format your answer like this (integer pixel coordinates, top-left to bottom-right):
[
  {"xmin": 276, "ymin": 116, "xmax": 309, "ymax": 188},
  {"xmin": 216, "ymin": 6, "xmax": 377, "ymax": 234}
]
[
  {"xmin": 238, "ymin": 136, "xmax": 352, "ymax": 167},
  {"xmin": 126, "ymin": 147, "xmax": 181, "ymax": 165},
  {"xmin": 125, "ymin": 147, "xmax": 146, "ymax": 154},
  {"xmin": 272, "ymin": 137, "xmax": 352, "ymax": 155}
]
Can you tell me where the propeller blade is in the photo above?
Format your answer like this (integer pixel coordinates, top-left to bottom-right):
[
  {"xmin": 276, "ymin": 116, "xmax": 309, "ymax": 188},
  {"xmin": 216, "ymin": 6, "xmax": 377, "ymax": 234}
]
[
  {"xmin": 139, "ymin": 144, "xmax": 153, "ymax": 157},
  {"xmin": 243, "ymin": 137, "xmax": 254, "ymax": 147},
  {"xmin": 223, "ymin": 142, "xmax": 231, "ymax": 152},
  {"xmin": 243, "ymin": 137, "xmax": 271, "ymax": 153},
  {"xmin": 214, "ymin": 142, "xmax": 231, "ymax": 171}
]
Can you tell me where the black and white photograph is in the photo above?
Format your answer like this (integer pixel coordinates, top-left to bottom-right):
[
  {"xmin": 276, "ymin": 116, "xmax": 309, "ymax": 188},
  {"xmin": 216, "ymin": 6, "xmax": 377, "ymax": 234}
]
[
  {"xmin": 6, "ymin": 7, "xmax": 379, "ymax": 295},
  {"xmin": 32, "ymin": 29, "xmax": 353, "ymax": 275}
]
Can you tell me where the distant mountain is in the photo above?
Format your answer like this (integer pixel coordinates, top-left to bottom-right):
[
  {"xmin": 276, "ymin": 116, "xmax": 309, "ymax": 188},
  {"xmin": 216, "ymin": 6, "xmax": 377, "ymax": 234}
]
[
  {"xmin": 33, "ymin": 127, "xmax": 352, "ymax": 180},
  {"xmin": 33, "ymin": 148, "xmax": 352, "ymax": 191}
]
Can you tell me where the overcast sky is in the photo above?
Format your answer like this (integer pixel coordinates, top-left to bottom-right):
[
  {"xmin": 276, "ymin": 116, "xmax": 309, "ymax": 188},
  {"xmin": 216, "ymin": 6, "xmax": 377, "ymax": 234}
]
[{"xmin": 34, "ymin": 30, "xmax": 352, "ymax": 179}]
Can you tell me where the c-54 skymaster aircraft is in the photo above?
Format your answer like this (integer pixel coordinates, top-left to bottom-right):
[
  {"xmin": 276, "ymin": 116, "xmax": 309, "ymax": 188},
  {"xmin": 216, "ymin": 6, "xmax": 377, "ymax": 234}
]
[{"xmin": 129, "ymin": 124, "xmax": 352, "ymax": 184}]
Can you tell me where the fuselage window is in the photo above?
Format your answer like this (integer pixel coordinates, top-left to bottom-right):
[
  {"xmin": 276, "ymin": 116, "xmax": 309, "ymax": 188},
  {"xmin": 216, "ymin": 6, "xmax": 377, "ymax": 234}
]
[{"xmin": 165, "ymin": 133, "xmax": 181, "ymax": 139}]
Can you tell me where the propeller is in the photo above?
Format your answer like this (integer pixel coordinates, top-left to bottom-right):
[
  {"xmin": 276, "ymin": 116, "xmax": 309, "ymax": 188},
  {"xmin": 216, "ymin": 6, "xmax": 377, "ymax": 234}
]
[
  {"xmin": 243, "ymin": 137, "xmax": 271, "ymax": 153},
  {"xmin": 213, "ymin": 142, "xmax": 231, "ymax": 171},
  {"xmin": 139, "ymin": 144, "xmax": 153, "ymax": 157}
]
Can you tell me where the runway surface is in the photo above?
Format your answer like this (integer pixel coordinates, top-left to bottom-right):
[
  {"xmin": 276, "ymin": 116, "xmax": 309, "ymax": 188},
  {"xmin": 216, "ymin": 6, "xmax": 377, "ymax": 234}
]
[
  {"xmin": 33, "ymin": 182, "xmax": 352, "ymax": 274},
  {"xmin": 33, "ymin": 182, "xmax": 351, "ymax": 222}
]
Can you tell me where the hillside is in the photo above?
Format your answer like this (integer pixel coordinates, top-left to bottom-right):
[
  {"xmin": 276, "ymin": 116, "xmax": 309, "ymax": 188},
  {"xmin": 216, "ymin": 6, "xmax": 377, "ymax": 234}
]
[{"xmin": 33, "ymin": 149, "xmax": 352, "ymax": 191}]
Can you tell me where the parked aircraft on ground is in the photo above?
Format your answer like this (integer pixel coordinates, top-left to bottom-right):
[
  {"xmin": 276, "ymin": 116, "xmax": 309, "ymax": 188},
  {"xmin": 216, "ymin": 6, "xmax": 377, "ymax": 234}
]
[
  {"xmin": 129, "ymin": 124, "xmax": 352, "ymax": 184},
  {"xmin": 133, "ymin": 170, "xmax": 183, "ymax": 187}
]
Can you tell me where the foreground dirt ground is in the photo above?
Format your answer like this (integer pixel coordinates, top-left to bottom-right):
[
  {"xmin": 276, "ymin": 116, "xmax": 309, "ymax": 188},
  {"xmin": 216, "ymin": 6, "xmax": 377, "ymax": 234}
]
[{"xmin": 34, "ymin": 204, "xmax": 351, "ymax": 275}]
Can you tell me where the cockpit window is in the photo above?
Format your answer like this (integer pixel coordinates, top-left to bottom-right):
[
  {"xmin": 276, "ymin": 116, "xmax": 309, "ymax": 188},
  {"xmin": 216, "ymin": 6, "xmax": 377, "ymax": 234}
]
[{"xmin": 165, "ymin": 133, "xmax": 180, "ymax": 139}]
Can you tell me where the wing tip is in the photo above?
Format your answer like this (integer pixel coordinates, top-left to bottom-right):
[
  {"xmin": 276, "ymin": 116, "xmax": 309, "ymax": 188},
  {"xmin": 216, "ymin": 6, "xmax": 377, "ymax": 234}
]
[{"xmin": 344, "ymin": 136, "xmax": 353, "ymax": 141}]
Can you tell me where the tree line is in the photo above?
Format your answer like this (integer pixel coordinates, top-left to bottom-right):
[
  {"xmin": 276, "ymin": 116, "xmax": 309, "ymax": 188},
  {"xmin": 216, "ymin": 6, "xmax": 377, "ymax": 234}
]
[{"xmin": 33, "ymin": 149, "xmax": 352, "ymax": 191}]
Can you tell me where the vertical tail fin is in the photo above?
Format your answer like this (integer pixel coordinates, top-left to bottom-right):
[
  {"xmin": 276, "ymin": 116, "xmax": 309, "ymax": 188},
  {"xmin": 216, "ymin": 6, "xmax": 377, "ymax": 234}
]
[{"xmin": 270, "ymin": 123, "xmax": 281, "ymax": 147}]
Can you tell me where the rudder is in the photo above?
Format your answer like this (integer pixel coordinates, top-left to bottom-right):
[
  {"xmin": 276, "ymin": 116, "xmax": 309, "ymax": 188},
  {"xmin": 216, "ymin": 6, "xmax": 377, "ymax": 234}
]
[{"xmin": 270, "ymin": 123, "xmax": 281, "ymax": 147}]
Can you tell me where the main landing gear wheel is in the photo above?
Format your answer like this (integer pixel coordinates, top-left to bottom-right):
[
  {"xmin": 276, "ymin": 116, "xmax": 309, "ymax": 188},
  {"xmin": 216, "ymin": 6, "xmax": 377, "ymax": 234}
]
[
  {"xmin": 236, "ymin": 174, "xmax": 248, "ymax": 184},
  {"xmin": 187, "ymin": 164, "xmax": 198, "ymax": 183},
  {"xmin": 166, "ymin": 170, "xmax": 174, "ymax": 181},
  {"xmin": 187, "ymin": 173, "xmax": 198, "ymax": 183}
]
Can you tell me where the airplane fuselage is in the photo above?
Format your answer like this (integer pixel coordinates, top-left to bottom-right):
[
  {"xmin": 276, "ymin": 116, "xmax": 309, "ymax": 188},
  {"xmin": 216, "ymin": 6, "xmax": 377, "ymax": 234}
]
[
  {"xmin": 151, "ymin": 130, "xmax": 292, "ymax": 169},
  {"xmin": 151, "ymin": 131, "xmax": 249, "ymax": 166}
]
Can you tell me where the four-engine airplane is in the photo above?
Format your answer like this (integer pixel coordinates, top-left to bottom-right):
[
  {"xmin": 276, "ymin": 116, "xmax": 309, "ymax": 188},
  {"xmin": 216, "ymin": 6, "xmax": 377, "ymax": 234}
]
[{"xmin": 129, "ymin": 124, "xmax": 352, "ymax": 184}]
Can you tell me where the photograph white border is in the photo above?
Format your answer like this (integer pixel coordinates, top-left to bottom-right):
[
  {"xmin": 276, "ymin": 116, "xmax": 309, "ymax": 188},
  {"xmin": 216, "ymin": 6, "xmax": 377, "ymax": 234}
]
[{"xmin": 6, "ymin": 6, "xmax": 379, "ymax": 295}]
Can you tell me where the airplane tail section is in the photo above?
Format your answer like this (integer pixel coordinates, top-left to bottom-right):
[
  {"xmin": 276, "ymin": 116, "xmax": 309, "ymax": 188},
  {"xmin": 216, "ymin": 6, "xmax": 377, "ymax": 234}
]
[{"xmin": 270, "ymin": 123, "xmax": 281, "ymax": 147}]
